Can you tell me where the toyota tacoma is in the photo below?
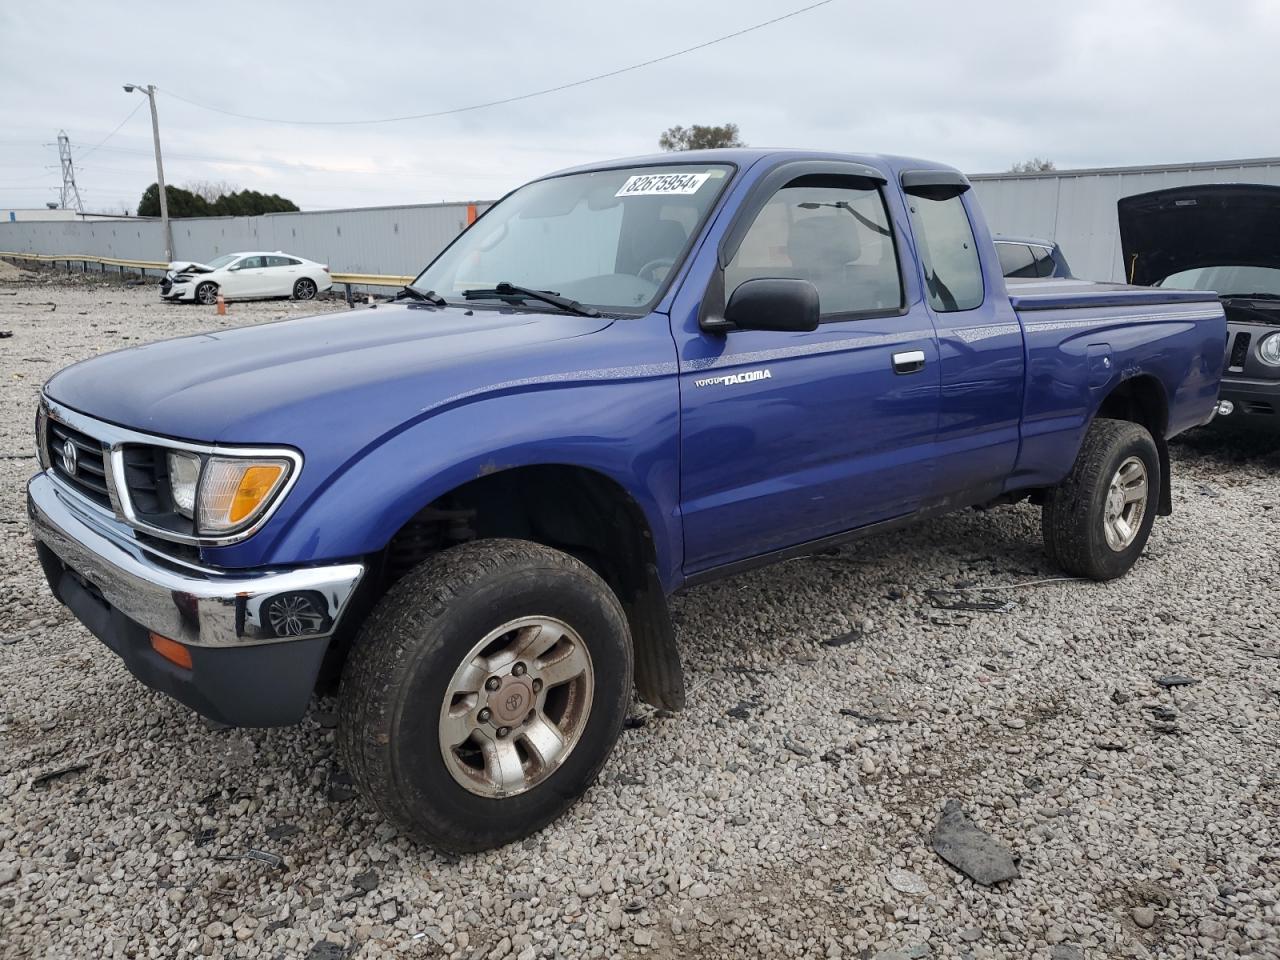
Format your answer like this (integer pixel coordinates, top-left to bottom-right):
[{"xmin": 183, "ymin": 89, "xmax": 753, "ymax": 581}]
[{"xmin": 29, "ymin": 150, "xmax": 1226, "ymax": 851}]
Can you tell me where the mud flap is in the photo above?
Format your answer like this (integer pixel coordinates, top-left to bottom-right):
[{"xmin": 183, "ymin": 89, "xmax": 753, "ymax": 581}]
[{"xmin": 625, "ymin": 564, "xmax": 686, "ymax": 711}]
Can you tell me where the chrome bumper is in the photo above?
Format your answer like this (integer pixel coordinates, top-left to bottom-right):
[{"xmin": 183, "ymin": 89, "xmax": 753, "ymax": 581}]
[{"xmin": 28, "ymin": 471, "xmax": 363, "ymax": 648}]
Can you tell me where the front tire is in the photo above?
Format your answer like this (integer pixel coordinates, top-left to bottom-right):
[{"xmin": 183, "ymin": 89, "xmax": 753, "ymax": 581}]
[
  {"xmin": 338, "ymin": 539, "xmax": 633, "ymax": 852},
  {"xmin": 195, "ymin": 281, "xmax": 218, "ymax": 305},
  {"xmin": 1042, "ymin": 418, "xmax": 1160, "ymax": 581},
  {"xmin": 293, "ymin": 277, "xmax": 317, "ymax": 300}
]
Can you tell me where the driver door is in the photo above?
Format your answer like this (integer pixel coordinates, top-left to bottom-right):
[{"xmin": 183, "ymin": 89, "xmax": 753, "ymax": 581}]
[
  {"xmin": 675, "ymin": 164, "xmax": 941, "ymax": 574},
  {"xmin": 223, "ymin": 256, "xmax": 267, "ymax": 298}
]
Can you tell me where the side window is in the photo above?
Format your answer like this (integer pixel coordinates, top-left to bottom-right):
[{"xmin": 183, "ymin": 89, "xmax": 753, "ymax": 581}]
[
  {"xmin": 1031, "ymin": 245, "xmax": 1057, "ymax": 277},
  {"xmin": 266, "ymin": 255, "xmax": 292, "ymax": 267},
  {"xmin": 238, "ymin": 256, "xmax": 265, "ymax": 270},
  {"xmin": 725, "ymin": 177, "xmax": 903, "ymax": 318},
  {"xmin": 908, "ymin": 194, "xmax": 984, "ymax": 311},
  {"xmin": 996, "ymin": 242, "xmax": 1037, "ymax": 279}
]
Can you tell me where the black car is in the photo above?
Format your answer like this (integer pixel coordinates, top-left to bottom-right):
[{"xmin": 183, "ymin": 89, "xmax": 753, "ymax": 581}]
[
  {"xmin": 1120, "ymin": 184, "xmax": 1280, "ymax": 427},
  {"xmin": 994, "ymin": 235, "xmax": 1073, "ymax": 279}
]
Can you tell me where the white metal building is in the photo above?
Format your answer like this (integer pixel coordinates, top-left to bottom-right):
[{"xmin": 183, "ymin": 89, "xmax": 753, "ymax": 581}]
[{"xmin": 970, "ymin": 156, "xmax": 1280, "ymax": 283}]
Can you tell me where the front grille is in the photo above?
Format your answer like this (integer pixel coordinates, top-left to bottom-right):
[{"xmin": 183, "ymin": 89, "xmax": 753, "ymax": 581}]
[
  {"xmin": 160, "ymin": 278, "xmax": 172, "ymax": 295},
  {"xmin": 46, "ymin": 418, "xmax": 112, "ymax": 508},
  {"xmin": 120, "ymin": 443, "xmax": 195, "ymax": 537},
  {"xmin": 1228, "ymin": 331, "xmax": 1252, "ymax": 371}
]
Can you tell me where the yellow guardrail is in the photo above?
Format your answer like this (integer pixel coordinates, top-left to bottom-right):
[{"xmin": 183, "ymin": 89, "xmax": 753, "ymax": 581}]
[
  {"xmin": 329, "ymin": 272, "xmax": 414, "ymax": 287},
  {"xmin": 0, "ymin": 252, "xmax": 412, "ymax": 288},
  {"xmin": 1, "ymin": 251, "xmax": 169, "ymax": 270}
]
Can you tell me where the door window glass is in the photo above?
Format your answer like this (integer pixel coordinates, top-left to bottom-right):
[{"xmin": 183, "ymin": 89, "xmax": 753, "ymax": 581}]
[{"xmin": 725, "ymin": 178, "xmax": 903, "ymax": 317}]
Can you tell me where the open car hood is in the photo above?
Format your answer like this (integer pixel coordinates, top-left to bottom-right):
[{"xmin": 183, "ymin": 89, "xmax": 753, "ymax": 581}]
[
  {"xmin": 1118, "ymin": 184, "xmax": 1280, "ymax": 286},
  {"xmin": 166, "ymin": 260, "xmax": 214, "ymax": 274}
]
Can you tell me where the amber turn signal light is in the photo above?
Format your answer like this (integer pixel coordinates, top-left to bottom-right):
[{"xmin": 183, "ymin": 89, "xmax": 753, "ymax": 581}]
[{"xmin": 149, "ymin": 632, "xmax": 193, "ymax": 669}]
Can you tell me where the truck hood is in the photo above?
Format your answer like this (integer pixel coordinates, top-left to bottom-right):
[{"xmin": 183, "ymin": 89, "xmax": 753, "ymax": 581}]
[
  {"xmin": 1118, "ymin": 184, "xmax": 1280, "ymax": 286},
  {"xmin": 45, "ymin": 303, "xmax": 614, "ymax": 441}
]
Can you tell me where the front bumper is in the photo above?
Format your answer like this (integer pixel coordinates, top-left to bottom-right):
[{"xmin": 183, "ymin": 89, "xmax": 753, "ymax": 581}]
[
  {"xmin": 1219, "ymin": 376, "xmax": 1279, "ymax": 423},
  {"xmin": 28, "ymin": 471, "xmax": 364, "ymax": 726}
]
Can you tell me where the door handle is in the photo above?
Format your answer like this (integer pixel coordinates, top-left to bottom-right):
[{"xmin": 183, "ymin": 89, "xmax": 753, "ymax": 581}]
[{"xmin": 892, "ymin": 350, "xmax": 926, "ymax": 374}]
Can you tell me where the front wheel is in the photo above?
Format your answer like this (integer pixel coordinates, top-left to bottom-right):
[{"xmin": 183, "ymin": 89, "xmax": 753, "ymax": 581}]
[
  {"xmin": 195, "ymin": 281, "xmax": 218, "ymax": 305},
  {"xmin": 1042, "ymin": 418, "xmax": 1161, "ymax": 581},
  {"xmin": 292, "ymin": 277, "xmax": 317, "ymax": 300},
  {"xmin": 338, "ymin": 539, "xmax": 633, "ymax": 852}
]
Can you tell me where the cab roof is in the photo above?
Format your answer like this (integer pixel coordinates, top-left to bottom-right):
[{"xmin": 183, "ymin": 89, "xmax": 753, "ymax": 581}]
[{"xmin": 543, "ymin": 148, "xmax": 963, "ymax": 182}]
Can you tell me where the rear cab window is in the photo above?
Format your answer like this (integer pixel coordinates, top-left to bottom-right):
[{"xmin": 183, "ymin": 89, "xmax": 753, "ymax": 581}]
[{"xmin": 907, "ymin": 193, "xmax": 984, "ymax": 311}]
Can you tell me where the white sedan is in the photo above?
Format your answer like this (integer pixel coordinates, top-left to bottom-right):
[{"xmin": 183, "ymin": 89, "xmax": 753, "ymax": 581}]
[{"xmin": 161, "ymin": 251, "xmax": 332, "ymax": 304}]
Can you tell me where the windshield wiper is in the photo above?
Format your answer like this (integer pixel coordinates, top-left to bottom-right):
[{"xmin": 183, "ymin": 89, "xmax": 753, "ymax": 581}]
[
  {"xmin": 1222, "ymin": 292, "xmax": 1280, "ymax": 301},
  {"xmin": 392, "ymin": 285, "xmax": 447, "ymax": 306},
  {"xmin": 462, "ymin": 281, "xmax": 599, "ymax": 317}
]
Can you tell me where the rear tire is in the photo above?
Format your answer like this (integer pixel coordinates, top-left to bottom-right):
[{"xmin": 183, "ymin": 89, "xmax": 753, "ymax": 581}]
[
  {"xmin": 338, "ymin": 539, "xmax": 632, "ymax": 852},
  {"xmin": 1042, "ymin": 418, "xmax": 1160, "ymax": 581},
  {"xmin": 293, "ymin": 277, "xmax": 317, "ymax": 301}
]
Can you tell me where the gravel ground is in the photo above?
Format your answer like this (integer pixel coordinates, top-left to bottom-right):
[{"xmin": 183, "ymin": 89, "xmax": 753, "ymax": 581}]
[{"xmin": 1, "ymin": 267, "xmax": 1277, "ymax": 960}]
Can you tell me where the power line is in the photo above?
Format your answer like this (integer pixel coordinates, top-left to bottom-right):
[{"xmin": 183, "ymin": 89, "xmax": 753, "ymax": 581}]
[
  {"xmin": 160, "ymin": 0, "xmax": 838, "ymax": 126},
  {"xmin": 78, "ymin": 100, "xmax": 146, "ymax": 160}
]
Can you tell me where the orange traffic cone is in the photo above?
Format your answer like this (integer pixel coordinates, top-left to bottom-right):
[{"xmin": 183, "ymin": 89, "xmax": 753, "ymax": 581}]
[{"xmin": 216, "ymin": 295, "xmax": 226, "ymax": 316}]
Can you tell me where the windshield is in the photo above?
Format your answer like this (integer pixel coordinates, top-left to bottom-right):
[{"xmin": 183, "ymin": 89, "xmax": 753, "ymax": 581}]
[
  {"xmin": 1158, "ymin": 264, "xmax": 1280, "ymax": 297},
  {"xmin": 414, "ymin": 164, "xmax": 734, "ymax": 312},
  {"xmin": 206, "ymin": 254, "xmax": 237, "ymax": 270}
]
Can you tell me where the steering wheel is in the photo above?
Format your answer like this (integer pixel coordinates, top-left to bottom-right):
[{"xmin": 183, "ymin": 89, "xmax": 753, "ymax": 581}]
[{"xmin": 637, "ymin": 257, "xmax": 676, "ymax": 284}]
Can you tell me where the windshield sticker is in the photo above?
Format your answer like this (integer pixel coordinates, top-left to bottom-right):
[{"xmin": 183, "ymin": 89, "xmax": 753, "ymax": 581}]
[{"xmin": 615, "ymin": 172, "xmax": 711, "ymax": 198}]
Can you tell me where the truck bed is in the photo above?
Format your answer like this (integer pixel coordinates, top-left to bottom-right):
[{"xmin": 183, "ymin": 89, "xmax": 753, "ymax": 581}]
[{"xmin": 1006, "ymin": 277, "xmax": 1221, "ymax": 311}]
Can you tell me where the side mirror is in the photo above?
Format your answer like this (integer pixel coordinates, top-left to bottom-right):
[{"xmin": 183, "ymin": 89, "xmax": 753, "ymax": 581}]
[{"xmin": 723, "ymin": 278, "xmax": 820, "ymax": 332}]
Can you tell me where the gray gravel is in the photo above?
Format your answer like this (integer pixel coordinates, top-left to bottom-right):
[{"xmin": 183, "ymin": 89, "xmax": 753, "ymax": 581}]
[{"xmin": 2, "ymin": 266, "xmax": 1278, "ymax": 960}]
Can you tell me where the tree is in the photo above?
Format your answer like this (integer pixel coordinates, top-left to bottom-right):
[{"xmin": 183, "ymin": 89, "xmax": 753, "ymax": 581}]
[
  {"xmin": 137, "ymin": 183, "xmax": 300, "ymax": 218},
  {"xmin": 137, "ymin": 183, "xmax": 210, "ymax": 218},
  {"xmin": 184, "ymin": 179, "xmax": 240, "ymax": 203},
  {"xmin": 659, "ymin": 123, "xmax": 745, "ymax": 151},
  {"xmin": 1008, "ymin": 157, "xmax": 1056, "ymax": 174}
]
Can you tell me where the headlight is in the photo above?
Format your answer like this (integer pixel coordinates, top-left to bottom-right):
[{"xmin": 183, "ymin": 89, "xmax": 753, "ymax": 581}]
[
  {"xmin": 166, "ymin": 450, "xmax": 200, "ymax": 518},
  {"xmin": 197, "ymin": 456, "xmax": 292, "ymax": 533},
  {"xmin": 1258, "ymin": 332, "xmax": 1280, "ymax": 366}
]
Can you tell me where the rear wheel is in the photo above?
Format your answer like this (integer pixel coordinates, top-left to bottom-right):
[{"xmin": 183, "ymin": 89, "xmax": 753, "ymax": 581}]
[
  {"xmin": 293, "ymin": 277, "xmax": 317, "ymax": 301},
  {"xmin": 1042, "ymin": 418, "xmax": 1160, "ymax": 581},
  {"xmin": 338, "ymin": 539, "xmax": 632, "ymax": 852},
  {"xmin": 195, "ymin": 281, "xmax": 218, "ymax": 305}
]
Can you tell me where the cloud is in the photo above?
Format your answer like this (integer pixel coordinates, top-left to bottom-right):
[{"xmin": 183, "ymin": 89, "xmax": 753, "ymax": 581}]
[{"xmin": 2, "ymin": 0, "xmax": 1278, "ymax": 212}]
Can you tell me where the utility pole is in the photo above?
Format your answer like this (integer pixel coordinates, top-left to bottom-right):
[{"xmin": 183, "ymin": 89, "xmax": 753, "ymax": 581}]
[
  {"xmin": 124, "ymin": 83, "xmax": 173, "ymax": 261},
  {"xmin": 56, "ymin": 131, "xmax": 85, "ymax": 214}
]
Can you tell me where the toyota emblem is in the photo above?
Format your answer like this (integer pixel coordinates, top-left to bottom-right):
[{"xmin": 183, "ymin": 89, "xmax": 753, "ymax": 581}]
[
  {"xmin": 505, "ymin": 692, "xmax": 523, "ymax": 713},
  {"xmin": 61, "ymin": 438, "xmax": 78, "ymax": 476}
]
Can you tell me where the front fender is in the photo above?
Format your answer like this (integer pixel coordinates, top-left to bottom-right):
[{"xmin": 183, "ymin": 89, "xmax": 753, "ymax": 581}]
[{"xmin": 206, "ymin": 373, "xmax": 684, "ymax": 592}]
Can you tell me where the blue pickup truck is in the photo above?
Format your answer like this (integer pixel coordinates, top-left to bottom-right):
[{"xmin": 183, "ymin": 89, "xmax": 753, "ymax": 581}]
[{"xmin": 29, "ymin": 149, "xmax": 1226, "ymax": 851}]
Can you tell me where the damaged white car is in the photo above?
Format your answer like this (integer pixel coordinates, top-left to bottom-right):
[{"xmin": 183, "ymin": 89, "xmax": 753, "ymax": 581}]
[{"xmin": 161, "ymin": 252, "xmax": 332, "ymax": 304}]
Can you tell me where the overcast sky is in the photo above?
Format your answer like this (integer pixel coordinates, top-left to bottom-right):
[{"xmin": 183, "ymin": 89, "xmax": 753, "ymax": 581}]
[{"xmin": 2, "ymin": 0, "xmax": 1278, "ymax": 213}]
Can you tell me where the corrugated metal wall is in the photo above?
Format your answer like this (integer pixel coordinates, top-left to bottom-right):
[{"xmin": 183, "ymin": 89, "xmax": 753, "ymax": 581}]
[
  {"xmin": 9, "ymin": 156, "xmax": 1280, "ymax": 285},
  {"xmin": 0, "ymin": 201, "xmax": 490, "ymax": 278},
  {"xmin": 971, "ymin": 157, "xmax": 1280, "ymax": 282}
]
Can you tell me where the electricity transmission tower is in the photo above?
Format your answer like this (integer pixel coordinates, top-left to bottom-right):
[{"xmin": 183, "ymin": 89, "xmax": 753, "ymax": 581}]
[{"xmin": 57, "ymin": 131, "xmax": 84, "ymax": 213}]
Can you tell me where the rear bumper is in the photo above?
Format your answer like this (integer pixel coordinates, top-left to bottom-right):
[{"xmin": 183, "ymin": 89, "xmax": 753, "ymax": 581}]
[{"xmin": 28, "ymin": 471, "xmax": 364, "ymax": 726}]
